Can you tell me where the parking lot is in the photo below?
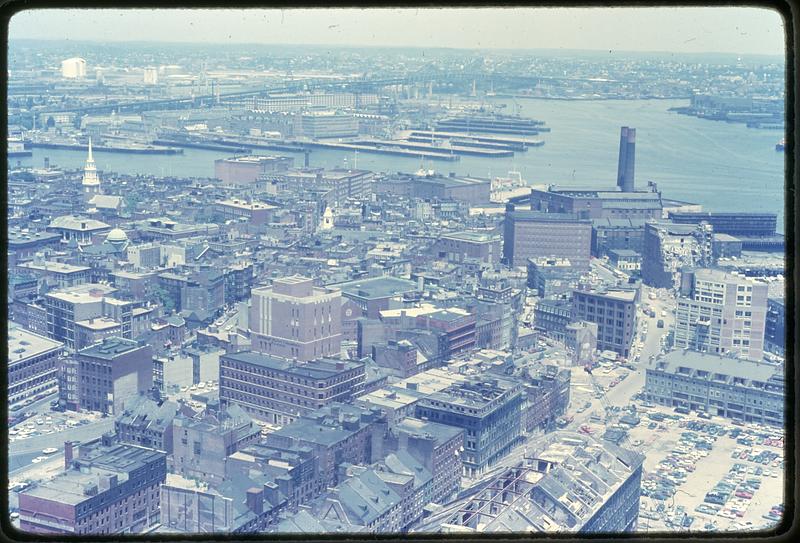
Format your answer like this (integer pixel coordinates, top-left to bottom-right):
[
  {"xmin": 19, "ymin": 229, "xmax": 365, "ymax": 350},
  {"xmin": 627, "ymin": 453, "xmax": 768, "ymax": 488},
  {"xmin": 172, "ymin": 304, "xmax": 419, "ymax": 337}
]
[
  {"xmin": 629, "ymin": 405, "xmax": 785, "ymax": 533},
  {"xmin": 9, "ymin": 407, "xmax": 104, "ymax": 443}
]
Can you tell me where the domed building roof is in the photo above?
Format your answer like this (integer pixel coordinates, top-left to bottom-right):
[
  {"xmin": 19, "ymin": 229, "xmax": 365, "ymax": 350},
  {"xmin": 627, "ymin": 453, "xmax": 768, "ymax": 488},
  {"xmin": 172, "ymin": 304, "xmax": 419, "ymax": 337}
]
[{"xmin": 106, "ymin": 228, "xmax": 129, "ymax": 243}]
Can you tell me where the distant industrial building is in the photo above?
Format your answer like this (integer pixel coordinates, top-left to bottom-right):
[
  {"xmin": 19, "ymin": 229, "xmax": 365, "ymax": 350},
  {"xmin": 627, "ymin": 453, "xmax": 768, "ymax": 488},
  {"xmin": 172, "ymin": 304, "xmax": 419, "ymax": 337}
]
[
  {"xmin": 673, "ymin": 268, "xmax": 768, "ymax": 361},
  {"xmin": 591, "ymin": 218, "xmax": 647, "ymax": 256},
  {"xmin": 214, "ymin": 155, "xmax": 294, "ymax": 185},
  {"xmin": 572, "ymin": 286, "xmax": 639, "ymax": 358},
  {"xmin": 300, "ymin": 111, "xmax": 359, "ymax": 138},
  {"xmin": 529, "ymin": 183, "xmax": 662, "ymax": 221},
  {"xmin": 249, "ymin": 275, "xmax": 342, "ymax": 361},
  {"xmin": 503, "ymin": 207, "xmax": 592, "ymax": 269},
  {"xmin": 375, "ymin": 172, "xmax": 491, "ymax": 205},
  {"xmin": 644, "ymin": 350, "xmax": 783, "ymax": 426},
  {"xmin": 61, "ymin": 57, "xmax": 86, "ymax": 79}
]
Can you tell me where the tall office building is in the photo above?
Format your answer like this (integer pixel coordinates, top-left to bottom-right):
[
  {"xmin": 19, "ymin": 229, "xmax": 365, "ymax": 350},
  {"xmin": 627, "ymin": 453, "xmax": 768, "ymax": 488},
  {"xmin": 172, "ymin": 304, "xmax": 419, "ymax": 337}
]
[
  {"xmin": 249, "ymin": 275, "xmax": 342, "ymax": 361},
  {"xmin": 673, "ymin": 269, "xmax": 768, "ymax": 361},
  {"xmin": 617, "ymin": 126, "xmax": 636, "ymax": 192},
  {"xmin": 503, "ymin": 206, "xmax": 592, "ymax": 269}
]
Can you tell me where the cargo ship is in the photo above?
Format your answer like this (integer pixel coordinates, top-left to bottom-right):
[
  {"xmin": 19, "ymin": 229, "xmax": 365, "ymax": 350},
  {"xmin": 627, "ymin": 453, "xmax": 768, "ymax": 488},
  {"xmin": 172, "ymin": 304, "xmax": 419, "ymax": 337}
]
[{"xmin": 775, "ymin": 139, "xmax": 785, "ymax": 151}]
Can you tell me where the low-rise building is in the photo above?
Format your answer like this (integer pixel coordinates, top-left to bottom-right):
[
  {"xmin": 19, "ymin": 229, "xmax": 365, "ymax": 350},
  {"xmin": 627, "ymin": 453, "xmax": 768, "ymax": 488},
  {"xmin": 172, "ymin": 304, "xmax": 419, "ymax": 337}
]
[
  {"xmin": 415, "ymin": 377, "xmax": 524, "ymax": 478},
  {"xmin": 644, "ymin": 350, "xmax": 784, "ymax": 426},
  {"xmin": 74, "ymin": 337, "xmax": 153, "ymax": 415},
  {"xmin": 8, "ymin": 323, "xmax": 63, "ymax": 408},
  {"xmin": 18, "ymin": 441, "xmax": 166, "ymax": 535},
  {"xmin": 571, "ymin": 286, "xmax": 639, "ymax": 358},
  {"xmin": 219, "ymin": 351, "xmax": 365, "ymax": 425}
]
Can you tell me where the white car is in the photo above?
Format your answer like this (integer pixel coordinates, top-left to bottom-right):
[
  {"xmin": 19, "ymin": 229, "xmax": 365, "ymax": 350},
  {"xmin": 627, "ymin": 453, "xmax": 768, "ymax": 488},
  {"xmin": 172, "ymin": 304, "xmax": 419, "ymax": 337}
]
[
  {"xmin": 31, "ymin": 456, "xmax": 46, "ymax": 464},
  {"xmin": 42, "ymin": 448, "xmax": 58, "ymax": 455}
]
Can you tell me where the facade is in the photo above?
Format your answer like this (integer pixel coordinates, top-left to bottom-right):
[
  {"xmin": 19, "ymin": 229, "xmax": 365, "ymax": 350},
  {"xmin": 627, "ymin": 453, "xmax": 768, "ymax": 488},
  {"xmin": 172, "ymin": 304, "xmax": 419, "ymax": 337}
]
[
  {"xmin": 673, "ymin": 269, "xmax": 768, "ymax": 361},
  {"xmin": 533, "ymin": 298, "xmax": 573, "ymax": 341},
  {"xmin": 249, "ymin": 275, "xmax": 342, "ymax": 361},
  {"xmin": 591, "ymin": 218, "xmax": 647, "ymax": 256},
  {"xmin": 19, "ymin": 261, "xmax": 92, "ymax": 289},
  {"xmin": 8, "ymin": 229, "xmax": 62, "ymax": 259},
  {"xmin": 668, "ymin": 211, "xmax": 777, "ymax": 237},
  {"xmin": 18, "ymin": 441, "xmax": 166, "ymax": 534},
  {"xmin": 75, "ymin": 337, "xmax": 153, "ymax": 415},
  {"xmin": 8, "ymin": 323, "xmax": 63, "ymax": 407},
  {"xmin": 219, "ymin": 351, "xmax": 365, "ymax": 425},
  {"xmin": 415, "ymin": 377, "xmax": 524, "ymax": 478},
  {"xmin": 644, "ymin": 350, "xmax": 784, "ymax": 426},
  {"xmin": 572, "ymin": 287, "xmax": 639, "ymax": 358},
  {"xmin": 564, "ymin": 321, "xmax": 599, "ymax": 365},
  {"xmin": 376, "ymin": 173, "xmax": 491, "ymax": 204},
  {"xmin": 520, "ymin": 364, "xmax": 572, "ymax": 433},
  {"xmin": 503, "ymin": 207, "xmax": 592, "ymax": 269},
  {"xmin": 44, "ymin": 284, "xmax": 117, "ymax": 349},
  {"xmin": 214, "ymin": 155, "xmax": 294, "ymax": 185},
  {"xmin": 159, "ymin": 474, "xmax": 236, "ymax": 533}
]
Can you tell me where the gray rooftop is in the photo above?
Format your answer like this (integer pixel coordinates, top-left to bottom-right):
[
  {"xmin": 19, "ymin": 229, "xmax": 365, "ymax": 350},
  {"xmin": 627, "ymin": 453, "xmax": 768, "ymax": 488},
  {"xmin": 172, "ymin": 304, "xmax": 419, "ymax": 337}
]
[{"xmin": 331, "ymin": 276, "xmax": 418, "ymax": 300}]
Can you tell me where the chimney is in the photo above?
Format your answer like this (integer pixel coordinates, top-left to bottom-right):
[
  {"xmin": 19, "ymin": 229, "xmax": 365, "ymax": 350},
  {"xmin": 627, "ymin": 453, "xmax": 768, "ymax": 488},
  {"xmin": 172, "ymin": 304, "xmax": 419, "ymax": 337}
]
[
  {"xmin": 263, "ymin": 481, "xmax": 279, "ymax": 506},
  {"xmin": 245, "ymin": 487, "xmax": 264, "ymax": 515},
  {"xmin": 64, "ymin": 441, "xmax": 77, "ymax": 469}
]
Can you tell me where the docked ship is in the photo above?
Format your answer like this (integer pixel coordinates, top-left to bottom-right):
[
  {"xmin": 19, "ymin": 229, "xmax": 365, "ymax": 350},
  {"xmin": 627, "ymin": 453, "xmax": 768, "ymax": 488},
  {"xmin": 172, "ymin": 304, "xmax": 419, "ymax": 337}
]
[{"xmin": 775, "ymin": 138, "xmax": 785, "ymax": 151}]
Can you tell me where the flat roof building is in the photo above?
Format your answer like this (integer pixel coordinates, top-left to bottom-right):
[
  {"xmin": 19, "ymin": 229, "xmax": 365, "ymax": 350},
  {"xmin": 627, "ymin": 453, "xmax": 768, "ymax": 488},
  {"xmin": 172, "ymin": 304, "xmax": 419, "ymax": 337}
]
[
  {"xmin": 644, "ymin": 350, "xmax": 783, "ymax": 426},
  {"xmin": 249, "ymin": 275, "xmax": 342, "ymax": 361},
  {"xmin": 8, "ymin": 323, "xmax": 63, "ymax": 408},
  {"xmin": 503, "ymin": 208, "xmax": 592, "ymax": 269},
  {"xmin": 220, "ymin": 351, "xmax": 365, "ymax": 425},
  {"xmin": 18, "ymin": 442, "xmax": 166, "ymax": 535}
]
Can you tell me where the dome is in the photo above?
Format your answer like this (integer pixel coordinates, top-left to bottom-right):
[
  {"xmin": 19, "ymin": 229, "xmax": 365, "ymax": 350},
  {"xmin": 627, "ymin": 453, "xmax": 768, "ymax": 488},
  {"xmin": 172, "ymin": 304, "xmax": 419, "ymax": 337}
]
[{"xmin": 106, "ymin": 228, "xmax": 129, "ymax": 243}]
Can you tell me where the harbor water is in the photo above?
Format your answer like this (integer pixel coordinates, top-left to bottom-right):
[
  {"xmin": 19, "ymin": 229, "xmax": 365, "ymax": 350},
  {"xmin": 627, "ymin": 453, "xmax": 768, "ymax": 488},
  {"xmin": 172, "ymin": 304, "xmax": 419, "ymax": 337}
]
[{"xmin": 11, "ymin": 98, "xmax": 786, "ymax": 227}]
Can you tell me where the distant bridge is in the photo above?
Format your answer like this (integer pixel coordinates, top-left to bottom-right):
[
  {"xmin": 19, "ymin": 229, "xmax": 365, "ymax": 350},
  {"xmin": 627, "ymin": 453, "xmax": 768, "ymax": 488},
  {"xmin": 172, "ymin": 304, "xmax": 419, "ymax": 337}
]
[{"xmin": 37, "ymin": 72, "xmax": 597, "ymax": 116}]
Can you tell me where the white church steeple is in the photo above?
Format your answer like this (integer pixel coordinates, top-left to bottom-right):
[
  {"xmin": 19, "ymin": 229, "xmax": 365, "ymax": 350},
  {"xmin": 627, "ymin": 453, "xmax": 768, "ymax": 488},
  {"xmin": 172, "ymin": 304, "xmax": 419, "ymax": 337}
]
[{"xmin": 82, "ymin": 138, "xmax": 101, "ymax": 201}]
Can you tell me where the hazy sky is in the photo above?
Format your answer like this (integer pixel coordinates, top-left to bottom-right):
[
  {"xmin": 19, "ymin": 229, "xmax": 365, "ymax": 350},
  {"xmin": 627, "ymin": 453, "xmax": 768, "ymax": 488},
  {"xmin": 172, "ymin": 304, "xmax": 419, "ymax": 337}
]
[{"xmin": 8, "ymin": 7, "xmax": 786, "ymax": 56}]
